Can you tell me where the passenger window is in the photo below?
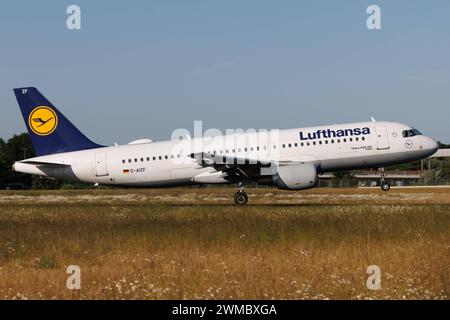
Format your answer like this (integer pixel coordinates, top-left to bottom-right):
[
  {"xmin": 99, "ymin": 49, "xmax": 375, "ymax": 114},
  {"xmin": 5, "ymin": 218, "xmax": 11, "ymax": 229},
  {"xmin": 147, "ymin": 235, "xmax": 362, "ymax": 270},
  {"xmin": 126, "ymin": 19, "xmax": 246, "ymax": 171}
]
[
  {"xmin": 288, "ymin": 144, "xmax": 292, "ymax": 148},
  {"xmin": 294, "ymin": 143, "xmax": 298, "ymax": 147},
  {"xmin": 319, "ymin": 141, "xmax": 322, "ymax": 145},
  {"xmin": 122, "ymin": 160, "xmax": 125, "ymax": 164},
  {"xmin": 135, "ymin": 158, "xmax": 138, "ymax": 162},
  {"xmin": 141, "ymin": 158, "xmax": 144, "ymax": 162},
  {"xmin": 159, "ymin": 156, "xmax": 162, "ymax": 160},
  {"xmin": 165, "ymin": 155, "xmax": 168, "ymax": 159}
]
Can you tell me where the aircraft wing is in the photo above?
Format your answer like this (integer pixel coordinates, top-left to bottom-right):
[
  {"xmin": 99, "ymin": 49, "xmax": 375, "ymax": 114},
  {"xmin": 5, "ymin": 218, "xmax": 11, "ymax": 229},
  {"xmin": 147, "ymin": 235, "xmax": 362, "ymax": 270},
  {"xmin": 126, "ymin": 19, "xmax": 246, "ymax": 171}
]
[
  {"xmin": 189, "ymin": 152, "xmax": 270, "ymax": 182},
  {"xmin": 189, "ymin": 152, "xmax": 312, "ymax": 182}
]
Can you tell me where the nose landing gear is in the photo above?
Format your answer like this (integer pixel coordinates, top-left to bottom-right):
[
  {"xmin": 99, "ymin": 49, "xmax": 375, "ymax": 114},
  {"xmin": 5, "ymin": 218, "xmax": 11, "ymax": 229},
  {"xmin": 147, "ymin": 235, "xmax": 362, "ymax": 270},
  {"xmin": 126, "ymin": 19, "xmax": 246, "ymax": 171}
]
[
  {"xmin": 379, "ymin": 168, "xmax": 391, "ymax": 192},
  {"xmin": 381, "ymin": 181, "xmax": 391, "ymax": 192}
]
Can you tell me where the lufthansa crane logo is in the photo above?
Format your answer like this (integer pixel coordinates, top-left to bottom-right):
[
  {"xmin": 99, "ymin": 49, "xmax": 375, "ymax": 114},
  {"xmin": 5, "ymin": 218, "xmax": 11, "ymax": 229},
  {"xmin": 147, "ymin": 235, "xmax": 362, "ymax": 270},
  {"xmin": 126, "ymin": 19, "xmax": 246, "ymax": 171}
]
[
  {"xmin": 405, "ymin": 140, "xmax": 413, "ymax": 149},
  {"xmin": 28, "ymin": 106, "xmax": 58, "ymax": 136}
]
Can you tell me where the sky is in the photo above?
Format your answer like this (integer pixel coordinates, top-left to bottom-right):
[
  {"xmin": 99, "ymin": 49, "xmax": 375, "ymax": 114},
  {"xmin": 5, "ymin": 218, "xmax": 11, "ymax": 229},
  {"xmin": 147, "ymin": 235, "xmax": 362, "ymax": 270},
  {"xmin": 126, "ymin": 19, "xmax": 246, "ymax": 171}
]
[{"xmin": 0, "ymin": 0, "xmax": 449, "ymax": 145}]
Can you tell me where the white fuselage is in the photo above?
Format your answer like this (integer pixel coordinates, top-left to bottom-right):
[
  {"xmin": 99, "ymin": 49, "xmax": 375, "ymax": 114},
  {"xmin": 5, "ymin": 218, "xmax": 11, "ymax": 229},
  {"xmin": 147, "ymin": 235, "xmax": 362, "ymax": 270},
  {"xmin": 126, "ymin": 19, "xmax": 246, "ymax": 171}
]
[{"xmin": 13, "ymin": 121, "xmax": 438, "ymax": 188}]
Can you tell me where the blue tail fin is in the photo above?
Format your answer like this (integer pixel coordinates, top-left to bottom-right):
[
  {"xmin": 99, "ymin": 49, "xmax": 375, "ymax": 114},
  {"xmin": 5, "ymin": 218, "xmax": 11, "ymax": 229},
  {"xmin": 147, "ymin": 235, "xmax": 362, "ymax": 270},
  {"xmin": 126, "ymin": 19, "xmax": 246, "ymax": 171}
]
[{"xmin": 13, "ymin": 87, "xmax": 103, "ymax": 156}]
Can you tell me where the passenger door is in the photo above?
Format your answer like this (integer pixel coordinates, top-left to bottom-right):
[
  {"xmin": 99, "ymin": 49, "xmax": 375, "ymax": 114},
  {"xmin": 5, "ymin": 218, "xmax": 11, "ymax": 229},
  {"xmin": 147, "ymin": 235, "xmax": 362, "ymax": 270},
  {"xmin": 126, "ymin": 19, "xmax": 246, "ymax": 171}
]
[
  {"xmin": 95, "ymin": 153, "xmax": 109, "ymax": 176},
  {"xmin": 376, "ymin": 127, "xmax": 390, "ymax": 150}
]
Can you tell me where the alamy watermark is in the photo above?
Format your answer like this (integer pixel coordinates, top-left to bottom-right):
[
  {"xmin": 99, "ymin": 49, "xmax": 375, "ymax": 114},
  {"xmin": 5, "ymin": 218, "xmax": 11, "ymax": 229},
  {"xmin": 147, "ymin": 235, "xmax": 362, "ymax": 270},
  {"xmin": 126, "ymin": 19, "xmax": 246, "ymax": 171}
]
[
  {"xmin": 366, "ymin": 265, "xmax": 382, "ymax": 290},
  {"xmin": 66, "ymin": 5, "xmax": 81, "ymax": 30},
  {"xmin": 367, "ymin": 5, "xmax": 381, "ymax": 30},
  {"xmin": 66, "ymin": 265, "xmax": 81, "ymax": 290}
]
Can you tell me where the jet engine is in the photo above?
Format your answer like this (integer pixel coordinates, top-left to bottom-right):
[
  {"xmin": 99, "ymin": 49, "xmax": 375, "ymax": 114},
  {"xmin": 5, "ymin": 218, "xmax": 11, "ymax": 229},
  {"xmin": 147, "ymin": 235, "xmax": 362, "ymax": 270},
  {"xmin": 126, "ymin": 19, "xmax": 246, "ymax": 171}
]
[{"xmin": 273, "ymin": 163, "xmax": 317, "ymax": 190}]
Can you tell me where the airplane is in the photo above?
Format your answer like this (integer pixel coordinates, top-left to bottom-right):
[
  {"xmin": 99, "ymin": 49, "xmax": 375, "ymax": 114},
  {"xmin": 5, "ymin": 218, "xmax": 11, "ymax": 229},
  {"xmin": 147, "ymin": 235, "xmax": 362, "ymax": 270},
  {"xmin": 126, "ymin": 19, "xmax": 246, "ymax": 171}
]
[{"xmin": 12, "ymin": 87, "xmax": 439, "ymax": 205}]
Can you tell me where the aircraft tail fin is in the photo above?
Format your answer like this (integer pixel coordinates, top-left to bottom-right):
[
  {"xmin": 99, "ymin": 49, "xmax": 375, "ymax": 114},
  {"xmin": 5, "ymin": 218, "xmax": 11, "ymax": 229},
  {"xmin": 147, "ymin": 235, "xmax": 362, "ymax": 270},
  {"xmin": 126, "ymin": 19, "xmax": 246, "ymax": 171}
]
[{"xmin": 13, "ymin": 87, "xmax": 103, "ymax": 156}]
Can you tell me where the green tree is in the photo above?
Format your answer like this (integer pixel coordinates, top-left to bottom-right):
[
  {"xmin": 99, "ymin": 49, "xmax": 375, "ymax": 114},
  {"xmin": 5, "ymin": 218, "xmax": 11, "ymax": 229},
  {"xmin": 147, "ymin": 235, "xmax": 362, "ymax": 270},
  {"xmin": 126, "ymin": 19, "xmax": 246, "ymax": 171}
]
[
  {"xmin": 0, "ymin": 133, "xmax": 35, "ymax": 186},
  {"xmin": 438, "ymin": 141, "xmax": 450, "ymax": 149}
]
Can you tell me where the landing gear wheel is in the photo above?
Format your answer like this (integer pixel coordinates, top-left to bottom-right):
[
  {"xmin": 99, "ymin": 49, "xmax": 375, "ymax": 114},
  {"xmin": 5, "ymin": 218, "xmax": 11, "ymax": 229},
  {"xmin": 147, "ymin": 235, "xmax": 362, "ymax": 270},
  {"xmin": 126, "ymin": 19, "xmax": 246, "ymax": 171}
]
[
  {"xmin": 234, "ymin": 191, "xmax": 248, "ymax": 205},
  {"xmin": 381, "ymin": 182, "xmax": 391, "ymax": 192}
]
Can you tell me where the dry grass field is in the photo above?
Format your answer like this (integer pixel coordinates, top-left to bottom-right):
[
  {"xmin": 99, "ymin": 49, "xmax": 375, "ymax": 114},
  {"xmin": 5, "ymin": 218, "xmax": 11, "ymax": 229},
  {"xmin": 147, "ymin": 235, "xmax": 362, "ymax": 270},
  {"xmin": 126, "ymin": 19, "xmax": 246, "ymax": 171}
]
[{"xmin": 0, "ymin": 187, "xmax": 448, "ymax": 300}]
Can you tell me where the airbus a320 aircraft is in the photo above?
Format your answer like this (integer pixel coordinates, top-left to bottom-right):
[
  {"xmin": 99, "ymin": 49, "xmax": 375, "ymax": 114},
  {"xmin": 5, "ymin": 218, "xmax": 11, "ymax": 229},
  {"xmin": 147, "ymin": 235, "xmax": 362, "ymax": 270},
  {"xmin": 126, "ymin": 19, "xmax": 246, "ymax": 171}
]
[{"xmin": 12, "ymin": 87, "xmax": 438, "ymax": 205}]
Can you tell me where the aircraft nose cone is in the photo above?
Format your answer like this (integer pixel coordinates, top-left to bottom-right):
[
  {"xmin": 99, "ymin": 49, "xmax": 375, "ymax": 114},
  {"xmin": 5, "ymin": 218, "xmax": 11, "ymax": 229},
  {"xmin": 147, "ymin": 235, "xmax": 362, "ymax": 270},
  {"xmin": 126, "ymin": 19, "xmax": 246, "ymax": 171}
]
[
  {"xmin": 431, "ymin": 140, "xmax": 439, "ymax": 152},
  {"xmin": 427, "ymin": 138, "xmax": 439, "ymax": 154}
]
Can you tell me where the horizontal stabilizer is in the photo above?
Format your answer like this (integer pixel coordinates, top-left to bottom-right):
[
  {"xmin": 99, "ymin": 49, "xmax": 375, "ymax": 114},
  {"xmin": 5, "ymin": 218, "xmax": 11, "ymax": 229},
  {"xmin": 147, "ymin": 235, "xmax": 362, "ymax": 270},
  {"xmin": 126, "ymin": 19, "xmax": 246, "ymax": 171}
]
[{"xmin": 19, "ymin": 160, "xmax": 70, "ymax": 167}]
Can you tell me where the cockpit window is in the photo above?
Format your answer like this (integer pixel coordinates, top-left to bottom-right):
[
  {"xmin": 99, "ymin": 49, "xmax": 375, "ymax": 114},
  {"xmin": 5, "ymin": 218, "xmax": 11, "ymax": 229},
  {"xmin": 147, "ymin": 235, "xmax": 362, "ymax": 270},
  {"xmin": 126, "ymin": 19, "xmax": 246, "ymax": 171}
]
[{"xmin": 402, "ymin": 129, "xmax": 422, "ymax": 138}]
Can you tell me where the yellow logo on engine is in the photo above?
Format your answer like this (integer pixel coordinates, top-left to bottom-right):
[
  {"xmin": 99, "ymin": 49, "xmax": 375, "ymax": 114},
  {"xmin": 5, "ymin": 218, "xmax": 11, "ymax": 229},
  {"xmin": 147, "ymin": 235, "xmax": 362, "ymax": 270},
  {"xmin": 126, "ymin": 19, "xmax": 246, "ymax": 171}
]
[{"xmin": 28, "ymin": 106, "xmax": 58, "ymax": 136}]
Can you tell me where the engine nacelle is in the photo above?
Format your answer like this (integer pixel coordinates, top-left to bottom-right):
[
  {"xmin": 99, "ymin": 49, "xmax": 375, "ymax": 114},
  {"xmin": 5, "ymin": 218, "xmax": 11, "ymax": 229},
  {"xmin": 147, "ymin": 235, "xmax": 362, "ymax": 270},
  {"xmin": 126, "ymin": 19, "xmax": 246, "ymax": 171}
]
[{"xmin": 273, "ymin": 163, "xmax": 317, "ymax": 190}]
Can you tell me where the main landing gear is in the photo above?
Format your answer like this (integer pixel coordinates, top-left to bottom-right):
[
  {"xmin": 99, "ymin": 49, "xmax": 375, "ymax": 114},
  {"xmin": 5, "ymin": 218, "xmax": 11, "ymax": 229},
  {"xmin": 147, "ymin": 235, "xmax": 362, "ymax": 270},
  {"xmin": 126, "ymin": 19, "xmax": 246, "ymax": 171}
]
[
  {"xmin": 234, "ymin": 182, "xmax": 248, "ymax": 205},
  {"xmin": 379, "ymin": 168, "xmax": 391, "ymax": 192},
  {"xmin": 234, "ymin": 190, "xmax": 248, "ymax": 205}
]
